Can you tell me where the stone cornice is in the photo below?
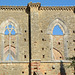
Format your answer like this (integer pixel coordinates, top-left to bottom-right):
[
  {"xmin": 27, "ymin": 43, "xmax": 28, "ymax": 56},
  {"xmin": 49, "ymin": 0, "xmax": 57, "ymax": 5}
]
[
  {"xmin": 39, "ymin": 6, "xmax": 75, "ymax": 11},
  {"xmin": 0, "ymin": 5, "xmax": 74, "ymax": 11},
  {"xmin": 0, "ymin": 6, "xmax": 27, "ymax": 10}
]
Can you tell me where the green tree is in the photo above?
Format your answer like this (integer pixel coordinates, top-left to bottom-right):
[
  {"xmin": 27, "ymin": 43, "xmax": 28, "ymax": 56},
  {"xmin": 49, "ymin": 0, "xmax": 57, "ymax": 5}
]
[{"xmin": 68, "ymin": 56, "xmax": 75, "ymax": 75}]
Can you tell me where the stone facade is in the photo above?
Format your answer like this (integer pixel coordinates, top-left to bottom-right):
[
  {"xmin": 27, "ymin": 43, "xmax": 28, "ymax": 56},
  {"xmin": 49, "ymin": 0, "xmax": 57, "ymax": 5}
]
[{"xmin": 0, "ymin": 2, "xmax": 74, "ymax": 75}]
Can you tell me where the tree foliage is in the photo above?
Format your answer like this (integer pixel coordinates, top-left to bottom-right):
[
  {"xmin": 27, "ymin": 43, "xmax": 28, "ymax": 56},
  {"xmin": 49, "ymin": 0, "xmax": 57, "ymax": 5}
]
[
  {"xmin": 68, "ymin": 56, "xmax": 75, "ymax": 68},
  {"xmin": 68, "ymin": 56, "xmax": 75, "ymax": 75}
]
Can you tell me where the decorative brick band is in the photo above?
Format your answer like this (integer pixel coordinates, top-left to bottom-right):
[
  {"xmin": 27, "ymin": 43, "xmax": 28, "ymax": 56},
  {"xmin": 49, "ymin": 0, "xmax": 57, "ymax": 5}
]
[
  {"xmin": 0, "ymin": 3, "xmax": 74, "ymax": 12},
  {"xmin": 39, "ymin": 6, "xmax": 74, "ymax": 11},
  {"xmin": 0, "ymin": 6, "xmax": 27, "ymax": 10},
  {"xmin": 0, "ymin": 4, "xmax": 74, "ymax": 11}
]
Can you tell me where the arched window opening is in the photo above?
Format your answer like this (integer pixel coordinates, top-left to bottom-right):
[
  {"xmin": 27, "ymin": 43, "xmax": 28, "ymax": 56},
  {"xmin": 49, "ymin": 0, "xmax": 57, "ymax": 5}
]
[
  {"xmin": 4, "ymin": 25, "xmax": 16, "ymax": 35},
  {"xmin": 4, "ymin": 24, "xmax": 17, "ymax": 61},
  {"xmin": 52, "ymin": 25, "xmax": 64, "ymax": 60},
  {"xmin": 47, "ymin": 19, "xmax": 69, "ymax": 60},
  {"xmin": 0, "ymin": 19, "xmax": 20, "ymax": 62},
  {"xmin": 53, "ymin": 25, "xmax": 63, "ymax": 35},
  {"xmin": 8, "ymin": 25, "xmax": 12, "ymax": 28},
  {"xmin": 11, "ymin": 29, "xmax": 16, "ymax": 35},
  {"xmin": 5, "ymin": 29, "xmax": 9, "ymax": 35}
]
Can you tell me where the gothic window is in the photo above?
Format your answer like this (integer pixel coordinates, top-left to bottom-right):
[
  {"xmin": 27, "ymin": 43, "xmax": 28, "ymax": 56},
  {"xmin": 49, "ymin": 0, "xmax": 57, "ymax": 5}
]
[
  {"xmin": 52, "ymin": 25, "xmax": 64, "ymax": 60},
  {"xmin": 4, "ymin": 24, "xmax": 17, "ymax": 61},
  {"xmin": 47, "ymin": 19, "xmax": 69, "ymax": 61},
  {"xmin": 0, "ymin": 18, "xmax": 20, "ymax": 62}
]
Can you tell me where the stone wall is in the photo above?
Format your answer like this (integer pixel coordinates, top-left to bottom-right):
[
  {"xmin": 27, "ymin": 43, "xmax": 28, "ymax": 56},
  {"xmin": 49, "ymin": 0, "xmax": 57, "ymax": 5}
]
[
  {"xmin": 0, "ymin": 2, "xmax": 74, "ymax": 75},
  {"xmin": 0, "ymin": 8, "xmax": 29, "ymax": 61},
  {"xmin": 0, "ymin": 62, "xmax": 29, "ymax": 75}
]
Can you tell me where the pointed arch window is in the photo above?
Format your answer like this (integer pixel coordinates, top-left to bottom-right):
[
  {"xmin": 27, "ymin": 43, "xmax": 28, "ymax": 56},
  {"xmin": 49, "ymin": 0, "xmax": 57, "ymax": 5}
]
[
  {"xmin": 4, "ymin": 24, "xmax": 17, "ymax": 61},
  {"xmin": 47, "ymin": 19, "xmax": 69, "ymax": 61},
  {"xmin": 52, "ymin": 25, "xmax": 64, "ymax": 60},
  {"xmin": 0, "ymin": 19, "xmax": 20, "ymax": 62}
]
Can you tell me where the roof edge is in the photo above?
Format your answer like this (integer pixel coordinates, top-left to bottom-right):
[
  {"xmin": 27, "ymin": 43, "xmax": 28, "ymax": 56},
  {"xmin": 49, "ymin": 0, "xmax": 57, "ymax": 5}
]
[
  {"xmin": 0, "ymin": 3, "xmax": 75, "ymax": 11},
  {"xmin": 0, "ymin": 6, "xmax": 27, "ymax": 10},
  {"xmin": 39, "ymin": 6, "xmax": 75, "ymax": 11}
]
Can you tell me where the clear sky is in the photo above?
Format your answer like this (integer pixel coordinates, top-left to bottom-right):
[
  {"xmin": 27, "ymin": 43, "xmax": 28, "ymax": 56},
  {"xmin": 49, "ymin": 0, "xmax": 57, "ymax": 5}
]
[{"xmin": 0, "ymin": 0, "xmax": 75, "ymax": 6}]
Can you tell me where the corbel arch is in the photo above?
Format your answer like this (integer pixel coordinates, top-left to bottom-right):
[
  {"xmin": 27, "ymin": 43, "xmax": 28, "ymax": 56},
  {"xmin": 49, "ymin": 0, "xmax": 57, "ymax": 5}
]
[{"xmin": 47, "ymin": 19, "xmax": 69, "ymax": 60}]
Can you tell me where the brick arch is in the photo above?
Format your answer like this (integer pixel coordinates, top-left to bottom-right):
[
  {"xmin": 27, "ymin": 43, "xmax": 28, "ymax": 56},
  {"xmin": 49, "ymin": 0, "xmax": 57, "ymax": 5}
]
[
  {"xmin": 47, "ymin": 19, "xmax": 69, "ymax": 60},
  {"xmin": 53, "ymin": 48, "xmax": 64, "ymax": 60},
  {"xmin": 4, "ymin": 45, "xmax": 16, "ymax": 61},
  {"xmin": 4, "ymin": 45, "xmax": 16, "ymax": 54}
]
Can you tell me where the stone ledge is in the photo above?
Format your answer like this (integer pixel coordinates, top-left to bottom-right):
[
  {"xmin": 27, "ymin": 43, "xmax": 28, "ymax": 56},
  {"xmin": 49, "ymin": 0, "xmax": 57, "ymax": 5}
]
[
  {"xmin": 0, "ymin": 61, "xmax": 29, "ymax": 63},
  {"xmin": 41, "ymin": 60, "xmax": 72, "ymax": 63},
  {"xmin": 31, "ymin": 59, "xmax": 41, "ymax": 61}
]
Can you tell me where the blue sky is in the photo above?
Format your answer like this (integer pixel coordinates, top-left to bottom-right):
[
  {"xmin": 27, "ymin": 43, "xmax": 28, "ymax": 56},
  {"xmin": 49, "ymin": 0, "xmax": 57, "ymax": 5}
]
[
  {"xmin": 53, "ymin": 25, "xmax": 63, "ymax": 35},
  {"xmin": 0, "ymin": 0, "xmax": 75, "ymax": 6}
]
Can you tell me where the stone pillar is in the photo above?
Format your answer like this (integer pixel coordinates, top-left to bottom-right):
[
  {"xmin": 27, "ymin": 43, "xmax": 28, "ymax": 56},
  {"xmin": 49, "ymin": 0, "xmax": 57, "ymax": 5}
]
[
  {"xmin": 28, "ymin": 2, "xmax": 41, "ymax": 60},
  {"xmin": 28, "ymin": 2, "xmax": 41, "ymax": 75}
]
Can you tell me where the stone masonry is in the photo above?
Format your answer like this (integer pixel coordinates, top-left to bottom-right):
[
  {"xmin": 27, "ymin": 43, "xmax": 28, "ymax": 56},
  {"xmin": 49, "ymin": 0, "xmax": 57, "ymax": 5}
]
[{"xmin": 0, "ymin": 2, "xmax": 74, "ymax": 75}]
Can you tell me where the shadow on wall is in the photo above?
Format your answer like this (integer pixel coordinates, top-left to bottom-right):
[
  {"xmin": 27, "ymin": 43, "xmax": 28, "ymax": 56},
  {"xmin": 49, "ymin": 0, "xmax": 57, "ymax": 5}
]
[
  {"xmin": 33, "ymin": 72, "xmax": 37, "ymax": 75},
  {"xmin": 74, "ymin": 8, "xmax": 75, "ymax": 13},
  {"xmin": 33, "ymin": 71, "xmax": 43, "ymax": 75},
  {"xmin": 60, "ymin": 60, "xmax": 66, "ymax": 75}
]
